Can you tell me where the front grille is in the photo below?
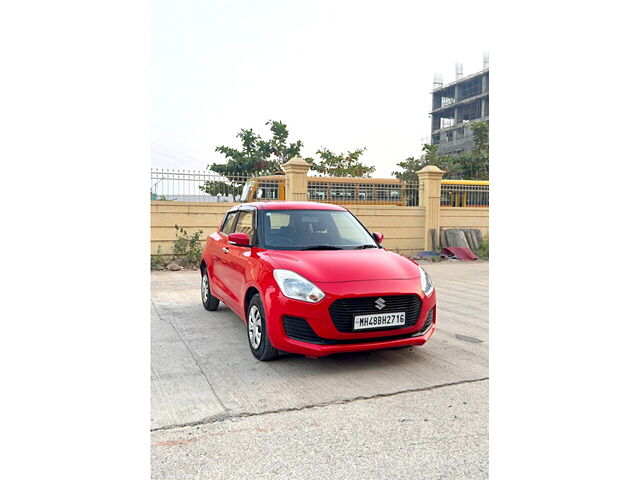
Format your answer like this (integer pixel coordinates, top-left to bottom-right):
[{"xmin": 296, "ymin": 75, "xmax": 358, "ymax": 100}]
[
  {"xmin": 282, "ymin": 316, "xmax": 322, "ymax": 343},
  {"xmin": 328, "ymin": 294, "xmax": 423, "ymax": 332},
  {"xmin": 282, "ymin": 308, "xmax": 434, "ymax": 346}
]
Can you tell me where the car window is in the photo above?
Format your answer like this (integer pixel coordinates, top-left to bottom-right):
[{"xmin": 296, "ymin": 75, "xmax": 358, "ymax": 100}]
[
  {"xmin": 234, "ymin": 211, "xmax": 255, "ymax": 242},
  {"xmin": 330, "ymin": 211, "xmax": 366, "ymax": 243},
  {"xmin": 221, "ymin": 211, "xmax": 238, "ymax": 235},
  {"xmin": 267, "ymin": 212, "xmax": 290, "ymax": 230},
  {"xmin": 262, "ymin": 209, "xmax": 377, "ymax": 250}
]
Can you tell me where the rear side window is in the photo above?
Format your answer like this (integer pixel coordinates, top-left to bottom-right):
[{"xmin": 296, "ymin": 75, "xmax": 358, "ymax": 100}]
[
  {"xmin": 221, "ymin": 211, "xmax": 238, "ymax": 235},
  {"xmin": 234, "ymin": 211, "xmax": 256, "ymax": 242}
]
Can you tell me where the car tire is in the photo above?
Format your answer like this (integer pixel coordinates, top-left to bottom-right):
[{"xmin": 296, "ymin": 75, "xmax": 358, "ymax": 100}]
[
  {"xmin": 201, "ymin": 268, "xmax": 220, "ymax": 311},
  {"xmin": 247, "ymin": 294, "xmax": 278, "ymax": 361}
]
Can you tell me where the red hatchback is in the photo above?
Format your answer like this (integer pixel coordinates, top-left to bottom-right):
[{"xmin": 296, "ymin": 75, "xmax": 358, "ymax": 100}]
[{"xmin": 200, "ymin": 202, "xmax": 436, "ymax": 361}]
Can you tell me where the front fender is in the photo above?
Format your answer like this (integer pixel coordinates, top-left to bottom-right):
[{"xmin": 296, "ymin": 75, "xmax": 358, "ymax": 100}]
[{"xmin": 242, "ymin": 263, "xmax": 278, "ymax": 325}]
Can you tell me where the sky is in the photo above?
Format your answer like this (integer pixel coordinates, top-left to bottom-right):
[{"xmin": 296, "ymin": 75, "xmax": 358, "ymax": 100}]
[{"xmin": 152, "ymin": 0, "xmax": 488, "ymax": 177}]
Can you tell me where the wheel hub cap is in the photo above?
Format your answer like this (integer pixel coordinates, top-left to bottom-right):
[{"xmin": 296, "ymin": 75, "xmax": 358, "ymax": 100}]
[
  {"xmin": 201, "ymin": 275, "xmax": 209, "ymax": 303},
  {"xmin": 248, "ymin": 305, "xmax": 262, "ymax": 349}
]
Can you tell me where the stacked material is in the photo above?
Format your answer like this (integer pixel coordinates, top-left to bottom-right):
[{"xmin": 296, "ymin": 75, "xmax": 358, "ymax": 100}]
[
  {"xmin": 417, "ymin": 228, "xmax": 485, "ymax": 261},
  {"xmin": 438, "ymin": 228, "xmax": 484, "ymax": 250},
  {"xmin": 415, "ymin": 228, "xmax": 486, "ymax": 261}
]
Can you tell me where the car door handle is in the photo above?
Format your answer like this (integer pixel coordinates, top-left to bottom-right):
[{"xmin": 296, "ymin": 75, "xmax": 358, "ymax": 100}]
[{"xmin": 222, "ymin": 247, "xmax": 229, "ymax": 254}]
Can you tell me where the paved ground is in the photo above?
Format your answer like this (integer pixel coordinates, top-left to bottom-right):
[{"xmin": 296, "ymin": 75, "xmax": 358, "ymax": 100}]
[{"xmin": 151, "ymin": 261, "xmax": 488, "ymax": 479}]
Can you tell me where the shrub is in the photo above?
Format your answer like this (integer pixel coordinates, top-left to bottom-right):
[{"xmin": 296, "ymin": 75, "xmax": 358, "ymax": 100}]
[
  {"xmin": 476, "ymin": 236, "xmax": 489, "ymax": 260},
  {"xmin": 151, "ymin": 246, "xmax": 168, "ymax": 270},
  {"xmin": 173, "ymin": 225, "xmax": 204, "ymax": 267}
]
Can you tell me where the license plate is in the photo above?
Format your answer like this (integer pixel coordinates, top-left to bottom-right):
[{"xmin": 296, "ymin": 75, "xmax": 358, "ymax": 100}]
[{"xmin": 353, "ymin": 312, "xmax": 406, "ymax": 330}]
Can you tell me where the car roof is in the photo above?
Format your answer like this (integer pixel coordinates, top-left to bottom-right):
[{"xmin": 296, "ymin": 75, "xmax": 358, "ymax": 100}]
[{"xmin": 238, "ymin": 201, "xmax": 346, "ymax": 211}]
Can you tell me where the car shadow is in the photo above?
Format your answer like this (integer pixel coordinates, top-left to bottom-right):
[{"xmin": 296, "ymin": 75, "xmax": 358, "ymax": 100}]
[{"xmin": 274, "ymin": 344, "xmax": 433, "ymax": 371}]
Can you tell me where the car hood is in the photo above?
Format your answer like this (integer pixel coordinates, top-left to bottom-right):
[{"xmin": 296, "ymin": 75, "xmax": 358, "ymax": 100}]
[{"xmin": 263, "ymin": 248, "xmax": 421, "ymax": 283}]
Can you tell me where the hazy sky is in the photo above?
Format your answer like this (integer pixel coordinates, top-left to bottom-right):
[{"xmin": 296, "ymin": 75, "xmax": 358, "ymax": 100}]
[{"xmin": 152, "ymin": 0, "xmax": 488, "ymax": 177}]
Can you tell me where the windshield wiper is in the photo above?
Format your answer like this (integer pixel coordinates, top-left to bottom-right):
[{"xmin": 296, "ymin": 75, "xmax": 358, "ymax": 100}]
[
  {"xmin": 300, "ymin": 245, "xmax": 344, "ymax": 250},
  {"xmin": 352, "ymin": 244, "xmax": 378, "ymax": 249}
]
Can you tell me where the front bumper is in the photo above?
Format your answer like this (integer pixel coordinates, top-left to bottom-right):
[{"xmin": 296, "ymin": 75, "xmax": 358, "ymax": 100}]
[{"xmin": 262, "ymin": 278, "xmax": 436, "ymax": 357}]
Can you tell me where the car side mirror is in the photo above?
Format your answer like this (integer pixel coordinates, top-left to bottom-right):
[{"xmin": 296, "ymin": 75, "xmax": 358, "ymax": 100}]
[
  {"xmin": 228, "ymin": 232, "xmax": 251, "ymax": 246},
  {"xmin": 372, "ymin": 232, "xmax": 384, "ymax": 244}
]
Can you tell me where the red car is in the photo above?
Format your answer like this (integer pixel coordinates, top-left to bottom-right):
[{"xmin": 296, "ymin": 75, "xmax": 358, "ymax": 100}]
[{"xmin": 200, "ymin": 201, "xmax": 436, "ymax": 360}]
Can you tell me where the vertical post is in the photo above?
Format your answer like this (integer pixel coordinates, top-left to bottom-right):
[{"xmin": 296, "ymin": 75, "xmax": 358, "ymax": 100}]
[
  {"xmin": 417, "ymin": 165, "xmax": 445, "ymax": 251},
  {"xmin": 282, "ymin": 157, "xmax": 311, "ymax": 201},
  {"xmin": 454, "ymin": 84, "xmax": 462, "ymax": 124}
]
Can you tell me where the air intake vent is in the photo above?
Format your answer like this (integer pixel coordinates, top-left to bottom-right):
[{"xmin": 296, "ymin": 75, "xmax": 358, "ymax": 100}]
[{"xmin": 282, "ymin": 316, "xmax": 322, "ymax": 344}]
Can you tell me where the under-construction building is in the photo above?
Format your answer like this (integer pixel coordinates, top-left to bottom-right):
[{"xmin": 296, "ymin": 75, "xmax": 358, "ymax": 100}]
[{"xmin": 430, "ymin": 59, "xmax": 489, "ymax": 155}]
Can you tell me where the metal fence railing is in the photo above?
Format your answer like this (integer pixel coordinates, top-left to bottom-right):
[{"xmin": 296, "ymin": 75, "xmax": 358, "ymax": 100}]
[
  {"xmin": 150, "ymin": 169, "xmax": 487, "ymax": 207},
  {"xmin": 150, "ymin": 169, "xmax": 250, "ymax": 202},
  {"xmin": 441, "ymin": 181, "xmax": 489, "ymax": 207},
  {"xmin": 306, "ymin": 177, "xmax": 420, "ymax": 206}
]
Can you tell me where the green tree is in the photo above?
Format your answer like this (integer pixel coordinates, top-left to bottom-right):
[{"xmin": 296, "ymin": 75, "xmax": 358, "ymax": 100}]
[
  {"xmin": 395, "ymin": 121, "xmax": 489, "ymax": 180},
  {"xmin": 466, "ymin": 120, "xmax": 489, "ymax": 180},
  {"xmin": 392, "ymin": 144, "xmax": 440, "ymax": 182},
  {"xmin": 310, "ymin": 147, "xmax": 375, "ymax": 177},
  {"xmin": 439, "ymin": 121, "xmax": 489, "ymax": 180},
  {"xmin": 391, "ymin": 144, "xmax": 439, "ymax": 205},
  {"xmin": 201, "ymin": 120, "xmax": 310, "ymax": 196},
  {"xmin": 471, "ymin": 120, "xmax": 489, "ymax": 153}
]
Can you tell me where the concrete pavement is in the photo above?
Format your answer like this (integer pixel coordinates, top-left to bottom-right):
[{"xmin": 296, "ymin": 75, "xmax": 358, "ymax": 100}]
[{"xmin": 151, "ymin": 261, "xmax": 488, "ymax": 478}]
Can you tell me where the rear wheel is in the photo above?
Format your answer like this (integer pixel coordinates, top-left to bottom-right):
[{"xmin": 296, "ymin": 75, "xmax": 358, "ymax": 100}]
[
  {"xmin": 201, "ymin": 269, "xmax": 220, "ymax": 311},
  {"xmin": 247, "ymin": 294, "xmax": 278, "ymax": 361}
]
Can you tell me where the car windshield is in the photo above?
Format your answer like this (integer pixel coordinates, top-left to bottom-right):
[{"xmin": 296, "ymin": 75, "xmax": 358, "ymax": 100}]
[{"xmin": 262, "ymin": 209, "xmax": 379, "ymax": 250}]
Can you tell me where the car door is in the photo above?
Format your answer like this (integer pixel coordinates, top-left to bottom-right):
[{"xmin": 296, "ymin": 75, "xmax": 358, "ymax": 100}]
[
  {"xmin": 223, "ymin": 208, "xmax": 257, "ymax": 306},
  {"xmin": 208, "ymin": 210, "xmax": 240, "ymax": 306}
]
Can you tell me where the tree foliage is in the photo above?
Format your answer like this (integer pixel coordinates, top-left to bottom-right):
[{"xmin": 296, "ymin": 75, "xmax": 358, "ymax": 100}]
[
  {"xmin": 392, "ymin": 144, "xmax": 439, "ymax": 182},
  {"xmin": 309, "ymin": 147, "xmax": 375, "ymax": 177},
  {"xmin": 471, "ymin": 120, "xmax": 489, "ymax": 152},
  {"xmin": 438, "ymin": 121, "xmax": 489, "ymax": 180},
  {"xmin": 201, "ymin": 120, "xmax": 310, "ymax": 196},
  {"xmin": 201, "ymin": 120, "xmax": 379, "ymax": 197},
  {"xmin": 392, "ymin": 121, "xmax": 489, "ymax": 182}
]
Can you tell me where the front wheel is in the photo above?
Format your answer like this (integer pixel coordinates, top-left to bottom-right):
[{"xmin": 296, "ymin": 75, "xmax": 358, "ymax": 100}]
[
  {"xmin": 247, "ymin": 294, "xmax": 278, "ymax": 361},
  {"xmin": 201, "ymin": 269, "xmax": 220, "ymax": 311}
]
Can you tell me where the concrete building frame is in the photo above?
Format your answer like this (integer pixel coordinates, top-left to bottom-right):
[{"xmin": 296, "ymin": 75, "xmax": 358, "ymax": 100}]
[{"xmin": 430, "ymin": 68, "xmax": 489, "ymax": 156}]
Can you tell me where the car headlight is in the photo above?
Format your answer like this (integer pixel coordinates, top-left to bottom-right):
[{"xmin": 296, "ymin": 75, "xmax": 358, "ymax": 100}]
[
  {"xmin": 273, "ymin": 269, "xmax": 325, "ymax": 303},
  {"xmin": 419, "ymin": 267, "xmax": 434, "ymax": 296}
]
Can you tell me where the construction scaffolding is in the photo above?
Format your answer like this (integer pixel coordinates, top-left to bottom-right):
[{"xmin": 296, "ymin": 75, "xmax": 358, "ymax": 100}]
[{"xmin": 430, "ymin": 57, "xmax": 489, "ymax": 156}]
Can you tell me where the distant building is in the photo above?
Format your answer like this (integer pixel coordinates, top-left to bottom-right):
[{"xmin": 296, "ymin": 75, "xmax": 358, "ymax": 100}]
[{"xmin": 430, "ymin": 60, "xmax": 489, "ymax": 155}]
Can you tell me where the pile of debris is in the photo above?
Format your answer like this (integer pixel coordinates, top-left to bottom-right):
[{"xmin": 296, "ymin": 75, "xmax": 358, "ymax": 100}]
[{"xmin": 413, "ymin": 228, "xmax": 485, "ymax": 262}]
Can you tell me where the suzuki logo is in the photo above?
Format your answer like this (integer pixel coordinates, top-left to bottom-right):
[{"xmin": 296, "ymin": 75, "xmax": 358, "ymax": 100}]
[{"xmin": 374, "ymin": 298, "xmax": 386, "ymax": 310}]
